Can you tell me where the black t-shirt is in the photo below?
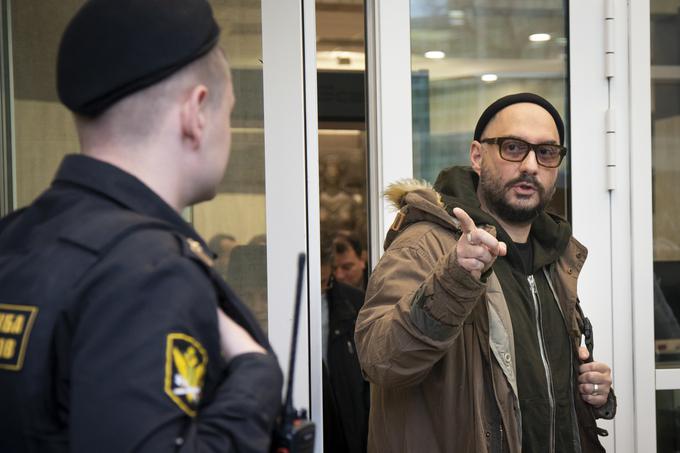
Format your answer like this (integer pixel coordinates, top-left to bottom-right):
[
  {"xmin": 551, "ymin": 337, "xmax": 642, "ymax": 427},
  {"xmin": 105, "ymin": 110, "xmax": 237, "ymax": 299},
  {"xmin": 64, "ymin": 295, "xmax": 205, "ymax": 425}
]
[{"xmin": 514, "ymin": 240, "xmax": 533, "ymax": 275}]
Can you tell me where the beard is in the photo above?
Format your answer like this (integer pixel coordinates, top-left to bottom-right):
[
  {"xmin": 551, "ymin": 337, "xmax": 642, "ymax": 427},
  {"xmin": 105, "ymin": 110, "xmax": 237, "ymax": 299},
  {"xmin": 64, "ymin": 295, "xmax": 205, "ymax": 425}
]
[{"xmin": 479, "ymin": 164, "xmax": 555, "ymax": 224}]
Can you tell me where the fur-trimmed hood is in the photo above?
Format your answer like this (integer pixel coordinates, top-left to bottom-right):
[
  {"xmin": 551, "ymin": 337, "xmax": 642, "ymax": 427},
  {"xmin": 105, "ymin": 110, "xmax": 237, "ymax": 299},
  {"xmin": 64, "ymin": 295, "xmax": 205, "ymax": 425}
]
[
  {"xmin": 382, "ymin": 178, "xmax": 461, "ymax": 250},
  {"xmin": 384, "ymin": 179, "xmax": 440, "ymax": 210}
]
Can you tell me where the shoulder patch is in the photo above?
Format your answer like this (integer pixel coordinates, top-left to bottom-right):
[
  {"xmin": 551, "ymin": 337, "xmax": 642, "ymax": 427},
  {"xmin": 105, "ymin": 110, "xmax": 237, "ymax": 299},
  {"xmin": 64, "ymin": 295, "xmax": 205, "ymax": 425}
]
[
  {"xmin": 0, "ymin": 303, "xmax": 39, "ymax": 371},
  {"xmin": 164, "ymin": 333, "xmax": 208, "ymax": 417}
]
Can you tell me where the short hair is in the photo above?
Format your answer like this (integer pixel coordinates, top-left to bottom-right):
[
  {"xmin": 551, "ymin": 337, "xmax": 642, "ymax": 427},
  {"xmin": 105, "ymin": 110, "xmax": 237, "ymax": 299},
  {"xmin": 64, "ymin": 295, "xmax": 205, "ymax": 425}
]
[
  {"xmin": 208, "ymin": 233, "xmax": 236, "ymax": 254},
  {"xmin": 332, "ymin": 231, "xmax": 362, "ymax": 257}
]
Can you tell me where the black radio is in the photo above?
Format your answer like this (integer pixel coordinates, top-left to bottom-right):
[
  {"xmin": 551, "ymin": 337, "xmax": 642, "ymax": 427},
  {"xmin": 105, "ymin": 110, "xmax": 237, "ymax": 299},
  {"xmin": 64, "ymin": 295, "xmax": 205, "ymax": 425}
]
[{"xmin": 271, "ymin": 254, "xmax": 316, "ymax": 453}]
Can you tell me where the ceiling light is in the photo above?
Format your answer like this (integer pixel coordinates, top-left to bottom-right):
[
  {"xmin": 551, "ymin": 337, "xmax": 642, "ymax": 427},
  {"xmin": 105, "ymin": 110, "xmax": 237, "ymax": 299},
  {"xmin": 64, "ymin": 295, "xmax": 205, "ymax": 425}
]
[
  {"xmin": 448, "ymin": 9, "xmax": 465, "ymax": 26},
  {"xmin": 529, "ymin": 33, "xmax": 551, "ymax": 42},
  {"xmin": 448, "ymin": 10, "xmax": 465, "ymax": 19},
  {"xmin": 481, "ymin": 73, "xmax": 498, "ymax": 82},
  {"xmin": 424, "ymin": 50, "xmax": 446, "ymax": 60}
]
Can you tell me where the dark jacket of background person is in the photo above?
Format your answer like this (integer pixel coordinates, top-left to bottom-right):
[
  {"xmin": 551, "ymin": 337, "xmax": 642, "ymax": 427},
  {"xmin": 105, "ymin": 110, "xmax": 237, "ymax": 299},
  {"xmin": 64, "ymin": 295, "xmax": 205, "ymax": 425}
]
[
  {"xmin": 0, "ymin": 155, "xmax": 283, "ymax": 452},
  {"xmin": 323, "ymin": 277, "xmax": 370, "ymax": 453},
  {"xmin": 227, "ymin": 245, "xmax": 268, "ymax": 333},
  {"xmin": 354, "ymin": 169, "xmax": 615, "ymax": 453}
]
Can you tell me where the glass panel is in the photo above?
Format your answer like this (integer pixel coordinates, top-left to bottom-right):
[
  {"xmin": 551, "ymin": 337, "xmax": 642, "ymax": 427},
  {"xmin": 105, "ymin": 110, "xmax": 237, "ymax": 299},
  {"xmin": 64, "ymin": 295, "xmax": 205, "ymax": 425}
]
[
  {"xmin": 194, "ymin": 1, "xmax": 268, "ymax": 333},
  {"xmin": 651, "ymin": 0, "xmax": 680, "ymax": 368},
  {"xmin": 657, "ymin": 390, "xmax": 680, "ymax": 451},
  {"xmin": 410, "ymin": 0, "xmax": 570, "ymax": 218},
  {"xmin": 8, "ymin": 1, "xmax": 270, "ymax": 334},
  {"xmin": 11, "ymin": 1, "xmax": 82, "ymax": 208},
  {"xmin": 316, "ymin": 0, "xmax": 371, "ymax": 451}
]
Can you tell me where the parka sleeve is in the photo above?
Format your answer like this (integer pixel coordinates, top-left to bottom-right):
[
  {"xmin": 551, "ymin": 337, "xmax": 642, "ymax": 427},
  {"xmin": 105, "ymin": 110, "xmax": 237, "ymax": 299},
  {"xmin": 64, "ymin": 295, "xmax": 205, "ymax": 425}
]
[{"xmin": 354, "ymin": 223, "xmax": 486, "ymax": 388}]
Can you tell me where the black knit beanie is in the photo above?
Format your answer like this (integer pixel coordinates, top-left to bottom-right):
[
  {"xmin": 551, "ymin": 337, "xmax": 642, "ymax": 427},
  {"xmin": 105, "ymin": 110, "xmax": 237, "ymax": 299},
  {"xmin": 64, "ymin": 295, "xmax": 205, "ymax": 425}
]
[{"xmin": 473, "ymin": 92, "xmax": 565, "ymax": 145}]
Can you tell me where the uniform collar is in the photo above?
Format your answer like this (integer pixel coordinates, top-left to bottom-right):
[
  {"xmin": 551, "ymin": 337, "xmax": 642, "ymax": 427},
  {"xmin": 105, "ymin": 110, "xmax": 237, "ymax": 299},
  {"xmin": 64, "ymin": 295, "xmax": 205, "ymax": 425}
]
[{"xmin": 53, "ymin": 154, "xmax": 206, "ymax": 245}]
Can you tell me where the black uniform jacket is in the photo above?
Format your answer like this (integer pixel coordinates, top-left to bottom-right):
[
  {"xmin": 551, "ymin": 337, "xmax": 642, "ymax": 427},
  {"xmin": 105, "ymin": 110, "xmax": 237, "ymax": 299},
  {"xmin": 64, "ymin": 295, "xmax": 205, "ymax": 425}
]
[{"xmin": 0, "ymin": 154, "xmax": 283, "ymax": 453}]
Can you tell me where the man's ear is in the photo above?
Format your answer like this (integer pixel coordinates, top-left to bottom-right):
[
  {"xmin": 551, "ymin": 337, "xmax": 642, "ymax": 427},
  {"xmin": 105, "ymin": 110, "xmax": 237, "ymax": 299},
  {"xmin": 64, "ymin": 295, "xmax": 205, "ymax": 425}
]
[
  {"xmin": 470, "ymin": 141, "xmax": 483, "ymax": 175},
  {"xmin": 180, "ymin": 84, "xmax": 209, "ymax": 150}
]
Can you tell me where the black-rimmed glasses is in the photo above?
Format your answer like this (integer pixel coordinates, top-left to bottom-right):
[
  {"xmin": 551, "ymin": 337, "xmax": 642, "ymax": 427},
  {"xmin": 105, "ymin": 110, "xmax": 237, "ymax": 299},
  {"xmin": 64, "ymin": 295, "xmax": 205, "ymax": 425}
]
[{"xmin": 480, "ymin": 136, "xmax": 567, "ymax": 168}]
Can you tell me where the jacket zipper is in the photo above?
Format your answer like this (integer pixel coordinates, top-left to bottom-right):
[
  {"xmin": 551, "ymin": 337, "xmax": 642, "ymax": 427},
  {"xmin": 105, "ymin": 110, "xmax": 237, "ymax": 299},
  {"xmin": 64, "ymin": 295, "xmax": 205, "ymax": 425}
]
[
  {"xmin": 543, "ymin": 268, "xmax": 583, "ymax": 453},
  {"xmin": 527, "ymin": 274, "xmax": 556, "ymax": 453}
]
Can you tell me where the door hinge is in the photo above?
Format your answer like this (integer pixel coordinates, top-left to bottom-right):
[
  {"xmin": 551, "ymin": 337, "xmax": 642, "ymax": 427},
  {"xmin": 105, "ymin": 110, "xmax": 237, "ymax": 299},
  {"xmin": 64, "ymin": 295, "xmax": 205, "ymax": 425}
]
[
  {"xmin": 606, "ymin": 108, "xmax": 616, "ymax": 190},
  {"xmin": 605, "ymin": 0, "xmax": 615, "ymax": 79}
]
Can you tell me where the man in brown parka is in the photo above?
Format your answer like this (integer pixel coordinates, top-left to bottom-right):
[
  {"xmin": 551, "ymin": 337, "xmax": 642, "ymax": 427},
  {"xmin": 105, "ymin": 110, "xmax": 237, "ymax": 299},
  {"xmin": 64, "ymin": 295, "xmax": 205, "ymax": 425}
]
[{"xmin": 355, "ymin": 93, "xmax": 616, "ymax": 453}]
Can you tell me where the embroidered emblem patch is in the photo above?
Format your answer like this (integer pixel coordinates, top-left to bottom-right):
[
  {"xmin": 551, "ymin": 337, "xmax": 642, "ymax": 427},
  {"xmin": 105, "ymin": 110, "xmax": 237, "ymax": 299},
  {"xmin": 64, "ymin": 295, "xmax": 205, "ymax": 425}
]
[
  {"xmin": 0, "ymin": 303, "xmax": 39, "ymax": 371},
  {"xmin": 164, "ymin": 333, "xmax": 208, "ymax": 417}
]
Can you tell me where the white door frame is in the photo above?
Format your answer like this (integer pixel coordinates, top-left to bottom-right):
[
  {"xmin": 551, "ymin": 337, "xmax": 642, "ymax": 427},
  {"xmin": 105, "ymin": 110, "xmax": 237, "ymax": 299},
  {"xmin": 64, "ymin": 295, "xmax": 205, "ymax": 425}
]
[
  {"xmin": 366, "ymin": 0, "xmax": 413, "ymax": 269},
  {"xmin": 261, "ymin": 0, "xmax": 318, "ymax": 431},
  {"xmin": 569, "ymin": 0, "xmax": 618, "ymax": 450},
  {"xmin": 628, "ymin": 0, "xmax": 680, "ymax": 451},
  {"xmin": 262, "ymin": 1, "xmax": 324, "ymax": 451}
]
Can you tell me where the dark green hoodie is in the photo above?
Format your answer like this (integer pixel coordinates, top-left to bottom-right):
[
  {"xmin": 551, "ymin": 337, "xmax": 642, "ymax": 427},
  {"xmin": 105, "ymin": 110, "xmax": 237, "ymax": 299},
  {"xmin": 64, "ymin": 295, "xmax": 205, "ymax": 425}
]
[{"xmin": 434, "ymin": 166, "xmax": 578, "ymax": 453}]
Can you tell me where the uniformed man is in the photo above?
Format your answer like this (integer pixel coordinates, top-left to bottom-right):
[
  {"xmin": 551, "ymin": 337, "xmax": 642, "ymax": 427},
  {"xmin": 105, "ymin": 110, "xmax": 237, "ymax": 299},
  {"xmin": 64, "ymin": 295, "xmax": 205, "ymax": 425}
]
[{"xmin": 0, "ymin": 0, "xmax": 283, "ymax": 451}]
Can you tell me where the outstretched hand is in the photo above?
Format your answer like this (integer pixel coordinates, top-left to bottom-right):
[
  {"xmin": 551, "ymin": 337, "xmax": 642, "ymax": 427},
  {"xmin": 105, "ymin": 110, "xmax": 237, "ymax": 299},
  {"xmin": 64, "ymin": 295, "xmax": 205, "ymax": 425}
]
[{"xmin": 452, "ymin": 207, "xmax": 507, "ymax": 280}]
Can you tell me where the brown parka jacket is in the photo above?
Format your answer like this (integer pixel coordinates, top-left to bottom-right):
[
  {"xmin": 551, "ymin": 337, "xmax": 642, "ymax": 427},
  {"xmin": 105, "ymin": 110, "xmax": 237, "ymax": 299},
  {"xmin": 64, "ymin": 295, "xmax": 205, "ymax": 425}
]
[{"xmin": 355, "ymin": 178, "xmax": 615, "ymax": 453}]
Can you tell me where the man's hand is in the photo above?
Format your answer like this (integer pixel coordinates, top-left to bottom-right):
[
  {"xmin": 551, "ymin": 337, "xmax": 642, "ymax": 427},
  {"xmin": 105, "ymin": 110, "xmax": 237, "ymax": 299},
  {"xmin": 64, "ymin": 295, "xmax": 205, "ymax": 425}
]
[
  {"xmin": 452, "ymin": 207, "xmax": 507, "ymax": 280},
  {"xmin": 216, "ymin": 309, "xmax": 266, "ymax": 361},
  {"xmin": 577, "ymin": 346, "xmax": 612, "ymax": 408}
]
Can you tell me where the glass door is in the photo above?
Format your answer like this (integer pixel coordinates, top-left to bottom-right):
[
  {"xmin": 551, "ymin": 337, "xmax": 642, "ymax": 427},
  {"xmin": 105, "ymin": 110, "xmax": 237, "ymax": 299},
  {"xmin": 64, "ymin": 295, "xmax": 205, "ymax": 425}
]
[
  {"xmin": 367, "ymin": 0, "xmax": 619, "ymax": 450},
  {"xmin": 650, "ymin": 1, "xmax": 680, "ymax": 450}
]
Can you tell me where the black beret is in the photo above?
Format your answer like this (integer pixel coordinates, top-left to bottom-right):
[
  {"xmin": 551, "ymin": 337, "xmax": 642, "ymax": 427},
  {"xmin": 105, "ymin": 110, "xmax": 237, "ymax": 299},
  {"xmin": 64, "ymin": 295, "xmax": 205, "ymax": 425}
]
[
  {"xmin": 473, "ymin": 92, "xmax": 565, "ymax": 145},
  {"xmin": 57, "ymin": 0, "xmax": 220, "ymax": 117}
]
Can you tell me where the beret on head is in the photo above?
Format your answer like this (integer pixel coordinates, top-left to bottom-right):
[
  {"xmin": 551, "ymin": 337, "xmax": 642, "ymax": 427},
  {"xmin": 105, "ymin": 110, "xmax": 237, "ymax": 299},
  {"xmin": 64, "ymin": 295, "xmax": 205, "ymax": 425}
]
[
  {"xmin": 473, "ymin": 92, "xmax": 565, "ymax": 145},
  {"xmin": 57, "ymin": 0, "xmax": 220, "ymax": 117}
]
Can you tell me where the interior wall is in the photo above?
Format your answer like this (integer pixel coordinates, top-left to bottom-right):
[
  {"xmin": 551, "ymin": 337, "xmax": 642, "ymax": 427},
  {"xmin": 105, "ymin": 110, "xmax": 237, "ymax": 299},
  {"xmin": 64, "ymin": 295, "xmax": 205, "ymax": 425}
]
[
  {"xmin": 14, "ymin": 101, "xmax": 77, "ymax": 207},
  {"xmin": 11, "ymin": 1, "xmax": 81, "ymax": 208}
]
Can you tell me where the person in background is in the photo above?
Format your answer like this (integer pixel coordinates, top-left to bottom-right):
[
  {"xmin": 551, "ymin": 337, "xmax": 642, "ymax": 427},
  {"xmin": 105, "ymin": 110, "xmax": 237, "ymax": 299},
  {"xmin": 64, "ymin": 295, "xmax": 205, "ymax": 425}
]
[
  {"xmin": 332, "ymin": 230, "xmax": 368, "ymax": 291},
  {"xmin": 227, "ymin": 244, "xmax": 268, "ymax": 333},
  {"xmin": 209, "ymin": 233, "xmax": 237, "ymax": 279},
  {"xmin": 355, "ymin": 93, "xmax": 616, "ymax": 453},
  {"xmin": 0, "ymin": 1, "xmax": 282, "ymax": 451},
  {"xmin": 321, "ymin": 241, "xmax": 369, "ymax": 453}
]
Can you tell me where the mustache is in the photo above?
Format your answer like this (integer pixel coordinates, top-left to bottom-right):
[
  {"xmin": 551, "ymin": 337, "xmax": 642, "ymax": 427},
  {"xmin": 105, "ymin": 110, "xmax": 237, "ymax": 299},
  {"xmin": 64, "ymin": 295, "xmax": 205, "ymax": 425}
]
[{"xmin": 504, "ymin": 174, "xmax": 544, "ymax": 193}]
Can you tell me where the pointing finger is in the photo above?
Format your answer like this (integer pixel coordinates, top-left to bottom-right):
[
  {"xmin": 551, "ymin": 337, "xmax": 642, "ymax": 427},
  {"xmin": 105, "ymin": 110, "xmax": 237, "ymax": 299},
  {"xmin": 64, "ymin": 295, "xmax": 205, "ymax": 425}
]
[
  {"xmin": 452, "ymin": 207, "xmax": 477, "ymax": 235},
  {"xmin": 473, "ymin": 228, "xmax": 503, "ymax": 255}
]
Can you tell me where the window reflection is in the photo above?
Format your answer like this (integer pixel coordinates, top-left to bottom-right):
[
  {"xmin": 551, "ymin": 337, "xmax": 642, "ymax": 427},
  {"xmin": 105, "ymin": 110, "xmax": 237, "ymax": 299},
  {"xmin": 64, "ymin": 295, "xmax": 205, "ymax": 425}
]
[
  {"xmin": 191, "ymin": 1, "xmax": 269, "ymax": 333},
  {"xmin": 317, "ymin": 1, "xmax": 370, "ymax": 451},
  {"xmin": 410, "ymin": 0, "xmax": 570, "ymax": 218},
  {"xmin": 11, "ymin": 1, "xmax": 83, "ymax": 208},
  {"xmin": 651, "ymin": 0, "xmax": 680, "ymax": 368},
  {"xmin": 8, "ymin": 0, "xmax": 270, "ymax": 335}
]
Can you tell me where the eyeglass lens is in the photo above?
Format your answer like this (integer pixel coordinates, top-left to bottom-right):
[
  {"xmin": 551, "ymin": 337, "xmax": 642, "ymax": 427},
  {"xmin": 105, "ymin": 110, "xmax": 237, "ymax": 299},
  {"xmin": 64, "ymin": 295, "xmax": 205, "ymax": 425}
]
[{"xmin": 500, "ymin": 139, "xmax": 562, "ymax": 167}]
